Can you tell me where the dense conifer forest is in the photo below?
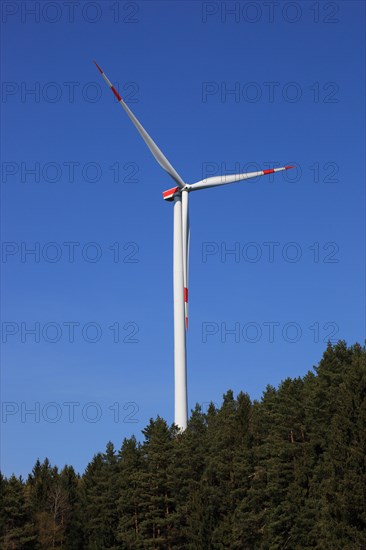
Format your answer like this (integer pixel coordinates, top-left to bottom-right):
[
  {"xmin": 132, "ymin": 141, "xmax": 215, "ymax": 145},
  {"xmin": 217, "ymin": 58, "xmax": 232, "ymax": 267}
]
[{"xmin": 1, "ymin": 341, "xmax": 366, "ymax": 549}]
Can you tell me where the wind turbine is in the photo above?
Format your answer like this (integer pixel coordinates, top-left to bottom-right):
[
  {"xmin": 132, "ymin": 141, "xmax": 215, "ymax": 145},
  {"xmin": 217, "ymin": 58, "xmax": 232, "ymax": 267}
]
[{"xmin": 94, "ymin": 61, "xmax": 293, "ymax": 430}]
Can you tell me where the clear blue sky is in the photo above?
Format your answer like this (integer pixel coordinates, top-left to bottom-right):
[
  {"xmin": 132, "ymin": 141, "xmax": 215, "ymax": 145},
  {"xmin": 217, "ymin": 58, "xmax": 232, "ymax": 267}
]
[{"xmin": 1, "ymin": 1, "xmax": 365, "ymax": 477}]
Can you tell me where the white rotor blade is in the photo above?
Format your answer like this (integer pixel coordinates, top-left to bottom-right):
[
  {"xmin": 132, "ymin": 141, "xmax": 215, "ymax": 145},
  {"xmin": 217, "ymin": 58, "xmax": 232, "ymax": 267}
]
[
  {"xmin": 94, "ymin": 61, "xmax": 185, "ymax": 188},
  {"xmin": 182, "ymin": 190, "xmax": 190, "ymax": 331},
  {"xmin": 189, "ymin": 166, "xmax": 294, "ymax": 192}
]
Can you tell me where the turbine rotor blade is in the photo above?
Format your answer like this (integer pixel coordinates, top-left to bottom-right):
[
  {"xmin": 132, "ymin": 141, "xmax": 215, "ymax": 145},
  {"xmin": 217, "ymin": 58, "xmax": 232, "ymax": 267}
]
[
  {"xmin": 94, "ymin": 61, "xmax": 185, "ymax": 188},
  {"xmin": 189, "ymin": 165, "xmax": 294, "ymax": 192},
  {"xmin": 182, "ymin": 190, "xmax": 190, "ymax": 331}
]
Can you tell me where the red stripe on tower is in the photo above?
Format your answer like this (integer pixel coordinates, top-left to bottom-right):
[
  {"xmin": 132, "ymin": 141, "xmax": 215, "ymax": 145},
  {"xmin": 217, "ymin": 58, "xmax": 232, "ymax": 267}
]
[{"xmin": 184, "ymin": 287, "xmax": 188, "ymax": 303}]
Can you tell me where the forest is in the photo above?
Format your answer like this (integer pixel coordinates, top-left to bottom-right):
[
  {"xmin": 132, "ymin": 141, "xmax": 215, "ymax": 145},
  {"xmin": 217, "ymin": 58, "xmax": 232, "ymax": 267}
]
[{"xmin": 1, "ymin": 341, "xmax": 366, "ymax": 549}]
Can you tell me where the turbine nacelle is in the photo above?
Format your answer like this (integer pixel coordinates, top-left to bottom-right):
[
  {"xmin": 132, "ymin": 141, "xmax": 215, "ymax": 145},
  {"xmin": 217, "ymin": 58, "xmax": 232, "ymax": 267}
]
[{"xmin": 162, "ymin": 186, "xmax": 181, "ymax": 201}]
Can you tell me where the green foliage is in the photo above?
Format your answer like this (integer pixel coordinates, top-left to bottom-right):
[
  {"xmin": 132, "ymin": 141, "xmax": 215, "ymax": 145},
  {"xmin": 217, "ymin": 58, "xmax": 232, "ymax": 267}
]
[
  {"xmin": 1, "ymin": 474, "xmax": 35, "ymax": 549},
  {"xmin": 80, "ymin": 443, "xmax": 120, "ymax": 549},
  {"xmin": 1, "ymin": 341, "xmax": 366, "ymax": 548}
]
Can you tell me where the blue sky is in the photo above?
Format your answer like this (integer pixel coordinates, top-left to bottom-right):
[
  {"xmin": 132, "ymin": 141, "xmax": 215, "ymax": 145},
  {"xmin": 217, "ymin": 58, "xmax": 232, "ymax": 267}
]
[{"xmin": 1, "ymin": 1, "xmax": 365, "ymax": 477}]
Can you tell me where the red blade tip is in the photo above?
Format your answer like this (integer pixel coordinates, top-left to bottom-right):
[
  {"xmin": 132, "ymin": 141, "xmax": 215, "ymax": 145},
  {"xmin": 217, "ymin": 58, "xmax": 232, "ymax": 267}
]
[
  {"xmin": 93, "ymin": 60, "xmax": 103, "ymax": 74},
  {"xmin": 285, "ymin": 165, "xmax": 295, "ymax": 170}
]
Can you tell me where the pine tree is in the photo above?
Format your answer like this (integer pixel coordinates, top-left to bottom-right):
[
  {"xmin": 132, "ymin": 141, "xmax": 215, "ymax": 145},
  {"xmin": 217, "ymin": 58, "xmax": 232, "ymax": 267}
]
[
  {"xmin": 206, "ymin": 390, "xmax": 250, "ymax": 547},
  {"xmin": 0, "ymin": 472, "xmax": 6, "ymax": 541},
  {"xmin": 27, "ymin": 458, "xmax": 69, "ymax": 548},
  {"xmin": 138, "ymin": 417, "xmax": 177, "ymax": 549},
  {"xmin": 117, "ymin": 436, "xmax": 144, "ymax": 549},
  {"xmin": 81, "ymin": 442, "xmax": 120, "ymax": 549},
  {"xmin": 173, "ymin": 404, "xmax": 210, "ymax": 549},
  {"xmin": 305, "ymin": 343, "xmax": 366, "ymax": 548},
  {"xmin": 1, "ymin": 474, "xmax": 36, "ymax": 549},
  {"xmin": 259, "ymin": 377, "xmax": 308, "ymax": 547},
  {"xmin": 59, "ymin": 465, "xmax": 84, "ymax": 550},
  {"xmin": 80, "ymin": 453, "xmax": 105, "ymax": 549}
]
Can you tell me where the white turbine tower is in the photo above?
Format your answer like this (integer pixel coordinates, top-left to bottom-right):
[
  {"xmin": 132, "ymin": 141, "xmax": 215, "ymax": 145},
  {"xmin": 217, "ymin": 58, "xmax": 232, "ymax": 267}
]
[{"xmin": 94, "ymin": 61, "xmax": 293, "ymax": 430}]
